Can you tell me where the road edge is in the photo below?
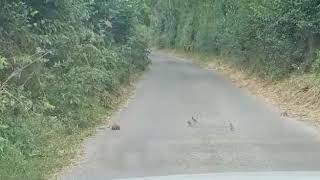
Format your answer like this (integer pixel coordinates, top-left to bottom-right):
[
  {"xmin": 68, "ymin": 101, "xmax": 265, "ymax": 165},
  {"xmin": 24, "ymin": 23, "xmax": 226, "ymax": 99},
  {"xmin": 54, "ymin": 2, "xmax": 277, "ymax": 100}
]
[
  {"xmin": 159, "ymin": 49, "xmax": 320, "ymax": 129},
  {"xmin": 51, "ymin": 71, "xmax": 147, "ymax": 180}
]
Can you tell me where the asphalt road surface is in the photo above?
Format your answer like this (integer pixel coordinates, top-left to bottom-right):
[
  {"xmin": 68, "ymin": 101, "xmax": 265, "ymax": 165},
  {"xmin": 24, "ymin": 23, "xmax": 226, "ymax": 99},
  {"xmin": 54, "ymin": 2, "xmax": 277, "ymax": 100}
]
[{"xmin": 61, "ymin": 52, "xmax": 320, "ymax": 180}]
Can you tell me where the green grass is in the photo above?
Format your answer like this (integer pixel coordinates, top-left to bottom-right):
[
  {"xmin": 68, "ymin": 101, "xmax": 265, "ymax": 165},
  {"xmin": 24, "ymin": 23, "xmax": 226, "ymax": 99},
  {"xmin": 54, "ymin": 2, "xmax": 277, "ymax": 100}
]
[
  {"xmin": 0, "ymin": 106, "xmax": 104, "ymax": 180},
  {"xmin": 0, "ymin": 79, "xmax": 138, "ymax": 180}
]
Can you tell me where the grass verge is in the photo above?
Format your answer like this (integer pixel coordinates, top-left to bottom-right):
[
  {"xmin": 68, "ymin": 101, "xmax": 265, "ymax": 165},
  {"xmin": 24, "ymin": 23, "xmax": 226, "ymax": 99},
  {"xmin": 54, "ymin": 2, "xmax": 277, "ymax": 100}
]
[
  {"xmin": 166, "ymin": 49, "xmax": 320, "ymax": 127},
  {"xmin": 0, "ymin": 73, "xmax": 143, "ymax": 180}
]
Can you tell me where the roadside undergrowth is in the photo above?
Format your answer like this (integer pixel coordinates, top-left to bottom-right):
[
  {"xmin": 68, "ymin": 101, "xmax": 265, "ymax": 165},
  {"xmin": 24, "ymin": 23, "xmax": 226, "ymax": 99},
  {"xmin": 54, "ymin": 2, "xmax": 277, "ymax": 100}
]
[
  {"xmin": 2, "ymin": 72, "xmax": 142, "ymax": 180},
  {"xmin": 0, "ymin": 1, "xmax": 151, "ymax": 179},
  {"xmin": 167, "ymin": 49, "xmax": 320, "ymax": 127},
  {"xmin": 51, "ymin": 73, "xmax": 142, "ymax": 180}
]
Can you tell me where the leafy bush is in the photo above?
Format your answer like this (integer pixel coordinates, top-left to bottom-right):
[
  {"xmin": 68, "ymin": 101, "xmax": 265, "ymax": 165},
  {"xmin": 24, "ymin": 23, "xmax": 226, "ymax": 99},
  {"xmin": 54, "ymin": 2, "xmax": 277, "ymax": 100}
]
[{"xmin": 0, "ymin": 0, "xmax": 150, "ymax": 179}]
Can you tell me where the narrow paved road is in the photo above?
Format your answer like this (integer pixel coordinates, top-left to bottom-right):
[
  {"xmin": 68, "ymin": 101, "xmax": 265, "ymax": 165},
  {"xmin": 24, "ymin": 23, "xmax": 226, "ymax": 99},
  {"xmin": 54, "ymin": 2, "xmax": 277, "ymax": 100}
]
[{"xmin": 62, "ymin": 52, "xmax": 320, "ymax": 180}]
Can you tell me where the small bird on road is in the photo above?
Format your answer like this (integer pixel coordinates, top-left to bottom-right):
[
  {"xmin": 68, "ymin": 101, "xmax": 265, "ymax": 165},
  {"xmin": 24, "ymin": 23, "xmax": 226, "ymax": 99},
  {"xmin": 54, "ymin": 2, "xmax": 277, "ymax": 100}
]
[
  {"xmin": 229, "ymin": 122, "xmax": 234, "ymax": 132},
  {"xmin": 187, "ymin": 121, "xmax": 192, "ymax": 127},
  {"xmin": 111, "ymin": 123, "xmax": 120, "ymax": 130},
  {"xmin": 192, "ymin": 116, "xmax": 198, "ymax": 123}
]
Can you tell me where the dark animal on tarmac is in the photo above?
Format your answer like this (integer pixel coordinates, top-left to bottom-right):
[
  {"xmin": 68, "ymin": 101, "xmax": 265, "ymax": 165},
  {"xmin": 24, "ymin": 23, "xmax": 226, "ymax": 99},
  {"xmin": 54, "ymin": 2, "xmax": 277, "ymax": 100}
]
[
  {"xmin": 187, "ymin": 121, "xmax": 192, "ymax": 127},
  {"xmin": 192, "ymin": 116, "xmax": 198, "ymax": 123},
  {"xmin": 229, "ymin": 122, "xmax": 234, "ymax": 132},
  {"xmin": 111, "ymin": 123, "xmax": 120, "ymax": 130}
]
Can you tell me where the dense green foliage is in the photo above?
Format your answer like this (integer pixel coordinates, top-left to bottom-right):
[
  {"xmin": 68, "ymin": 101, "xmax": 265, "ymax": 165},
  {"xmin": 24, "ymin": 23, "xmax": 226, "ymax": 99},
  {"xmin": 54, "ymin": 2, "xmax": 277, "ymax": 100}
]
[
  {"xmin": 152, "ymin": 0, "xmax": 320, "ymax": 79},
  {"xmin": 0, "ymin": 0, "xmax": 150, "ymax": 179}
]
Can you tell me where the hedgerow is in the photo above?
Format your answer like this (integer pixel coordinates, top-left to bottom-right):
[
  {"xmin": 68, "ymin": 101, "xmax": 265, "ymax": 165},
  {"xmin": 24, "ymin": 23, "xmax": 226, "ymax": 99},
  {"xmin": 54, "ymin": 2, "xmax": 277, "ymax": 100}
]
[
  {"xmin": 151, "ymin": 0, "xmax": 320, "ymax": 79},
  {"xmin": 0, "ymin": 0, "xmax": 150, "ymax": 179}
]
